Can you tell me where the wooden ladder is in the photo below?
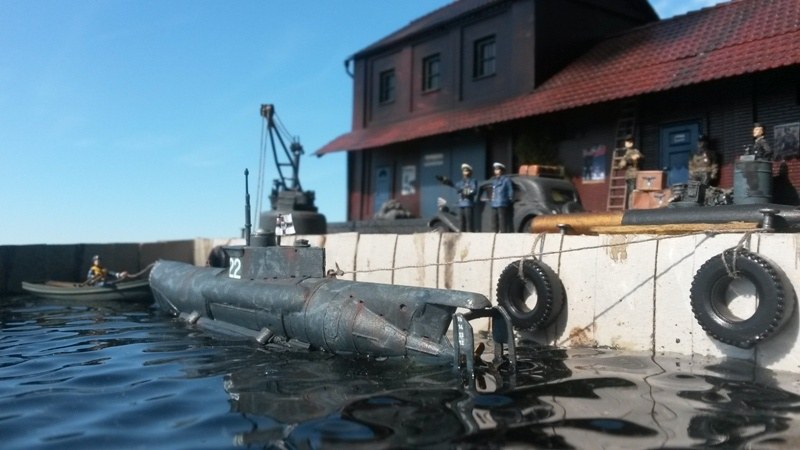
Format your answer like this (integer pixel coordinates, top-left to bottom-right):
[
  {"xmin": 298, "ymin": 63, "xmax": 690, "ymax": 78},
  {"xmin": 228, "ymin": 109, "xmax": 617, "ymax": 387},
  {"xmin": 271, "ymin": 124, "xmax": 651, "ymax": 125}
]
[{"xmin": 606, "ymin": 102, "xmax": 637, "ymax": 211}]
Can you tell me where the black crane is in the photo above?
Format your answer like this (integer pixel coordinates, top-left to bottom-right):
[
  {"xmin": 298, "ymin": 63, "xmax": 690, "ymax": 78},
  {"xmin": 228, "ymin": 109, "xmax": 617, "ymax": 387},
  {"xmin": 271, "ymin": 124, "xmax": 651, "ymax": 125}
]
[{"xmin": 255, "ymin": 104, "xmax": 326, "ymax": 235}]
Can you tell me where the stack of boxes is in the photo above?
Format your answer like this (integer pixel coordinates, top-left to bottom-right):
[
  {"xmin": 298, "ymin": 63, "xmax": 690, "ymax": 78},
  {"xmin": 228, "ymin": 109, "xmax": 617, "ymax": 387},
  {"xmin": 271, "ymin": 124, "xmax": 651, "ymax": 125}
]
[
  {"xmin": 518, "ymin": 164, "xmax": 565, "ymax": 177},
  {"xmin": 630, "ymin": 170, "xmax": 671, "ymax": 209}
]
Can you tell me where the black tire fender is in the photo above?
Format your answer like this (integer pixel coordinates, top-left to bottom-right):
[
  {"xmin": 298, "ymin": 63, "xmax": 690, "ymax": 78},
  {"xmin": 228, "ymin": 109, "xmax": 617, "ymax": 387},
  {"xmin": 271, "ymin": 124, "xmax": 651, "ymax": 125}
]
[
  {"xmin": 690, "ymin": 248, "xmax": 796, "ymax": 348},
  {"xmin": 496, "ymin": 259, "xmax": 565, "ymax": 329}
]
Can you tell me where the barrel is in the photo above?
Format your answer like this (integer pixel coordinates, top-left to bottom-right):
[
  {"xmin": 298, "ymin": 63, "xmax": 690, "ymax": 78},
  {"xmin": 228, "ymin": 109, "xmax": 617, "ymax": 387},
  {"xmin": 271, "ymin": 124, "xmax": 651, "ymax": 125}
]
[{"xmin": 733, "ymin": 160, "xmax": 773, "ymax": 205}]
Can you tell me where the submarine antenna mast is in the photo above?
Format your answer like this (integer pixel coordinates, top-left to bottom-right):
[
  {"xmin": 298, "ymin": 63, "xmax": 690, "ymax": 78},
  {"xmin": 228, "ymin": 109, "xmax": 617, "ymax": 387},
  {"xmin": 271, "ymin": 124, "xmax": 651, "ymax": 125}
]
[{"xmin": 244, "ymin": 168, "xmax": 251, "ymax": 246}]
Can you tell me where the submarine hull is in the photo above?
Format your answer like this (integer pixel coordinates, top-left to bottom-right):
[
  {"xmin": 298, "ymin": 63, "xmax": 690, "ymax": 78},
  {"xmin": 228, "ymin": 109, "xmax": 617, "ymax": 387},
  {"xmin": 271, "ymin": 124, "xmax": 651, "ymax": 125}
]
[{"xmin": 150, "ymin": 258, "xmax": 491, "ymax": 359}]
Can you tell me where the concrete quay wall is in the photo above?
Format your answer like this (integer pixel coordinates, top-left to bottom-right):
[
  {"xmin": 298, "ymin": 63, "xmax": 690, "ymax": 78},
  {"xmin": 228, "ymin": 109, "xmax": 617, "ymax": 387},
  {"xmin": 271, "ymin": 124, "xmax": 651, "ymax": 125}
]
[
  {"xmin": 4, "ymin": 232, "xmax": 799, "ymax": 373},
  {"xmin": 285, "ymin": 231, "xmax": 800, "ymax": 373},
  {"xmin": 0, "ymin": 238, "xmax": 241, "ymax": 295}
]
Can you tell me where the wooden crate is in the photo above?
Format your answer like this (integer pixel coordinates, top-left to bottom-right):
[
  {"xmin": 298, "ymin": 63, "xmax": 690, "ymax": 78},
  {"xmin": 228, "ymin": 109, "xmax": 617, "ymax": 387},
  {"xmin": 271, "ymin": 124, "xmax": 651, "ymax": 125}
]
[
  {"xmin": 635, "ymin": 170, "xmax": 665, "ymax": 191},
  {"xmin": 631, "ymin": 188, "xmax": 671, "ymax": 209},
  {"xmin": 518, "ymin": 164, "xmax": 564, "ymax": 177}
]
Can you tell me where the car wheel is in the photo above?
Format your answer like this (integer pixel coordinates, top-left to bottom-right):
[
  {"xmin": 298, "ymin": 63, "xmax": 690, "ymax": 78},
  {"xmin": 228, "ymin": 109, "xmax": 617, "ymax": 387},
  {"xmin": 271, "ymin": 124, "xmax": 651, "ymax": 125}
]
[{"xmin": 519, "ymin": 217, "xmax": 535, "ymax": 233}]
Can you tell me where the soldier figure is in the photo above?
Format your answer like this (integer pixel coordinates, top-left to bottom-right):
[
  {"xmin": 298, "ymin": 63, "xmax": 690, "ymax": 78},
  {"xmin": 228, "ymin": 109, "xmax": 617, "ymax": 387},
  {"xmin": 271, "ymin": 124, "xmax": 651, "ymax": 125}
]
[
  {"xmin": 86, "ymin": 255, "xmax": 128, "ymax": 286},
  {"xmin": 490, "ymin": 162, "xmax": 514, "ymax": 233},
  {"xmin": 688, "ymin": 135, "xmax": 719, "ymax": 185},
  {"xmin": 745, "ymin": 122, "xmax": 773, "ymax": 160},
  {"xmin": 617, "ymin": 134, "xmax": 643, "ymax": 209},
  {"xmin": 455, "ymin": 163, "xmax": 478, "ymax": 232}
]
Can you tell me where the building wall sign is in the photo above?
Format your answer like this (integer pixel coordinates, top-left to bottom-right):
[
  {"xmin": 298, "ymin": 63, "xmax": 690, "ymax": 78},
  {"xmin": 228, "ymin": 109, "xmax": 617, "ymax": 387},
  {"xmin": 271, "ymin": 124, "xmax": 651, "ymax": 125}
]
[
  {"xmin": 423, "ymin": 153, "xmax": 444, "ymax": 167},
  {"xmin": 775, "ymin": 122, "xmax": 799, "ymax": 160},
  {"xmin": 582, "ymin": 144, "xmax": 607, "ymax": 183},
  {"xmin": 401, "ymin": 165, "xmax": 417, "ymax": 195}
]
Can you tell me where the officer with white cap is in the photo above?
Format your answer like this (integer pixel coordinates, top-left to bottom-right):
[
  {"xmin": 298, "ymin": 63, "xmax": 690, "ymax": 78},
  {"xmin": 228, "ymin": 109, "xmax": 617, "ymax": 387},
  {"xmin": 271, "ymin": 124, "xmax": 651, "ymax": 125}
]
[
  {"xmin": 490, "ymin": 162, "xmax": 513, "ymax": 232},
  {"xmin": 455, "ymin": 163, "xmax": 478, "ymax": 231}
]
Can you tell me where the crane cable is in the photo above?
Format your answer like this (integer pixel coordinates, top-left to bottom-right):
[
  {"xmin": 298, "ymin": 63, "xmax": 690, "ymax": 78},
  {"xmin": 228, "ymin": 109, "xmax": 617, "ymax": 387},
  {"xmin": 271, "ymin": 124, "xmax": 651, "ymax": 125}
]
[
  {"xmin": 255, "ymin": 117, "xmax": 269, "ymax": 230},
  {"xmin": 254, "ymin": 106, "xmax": 303, "ymax": 230}
]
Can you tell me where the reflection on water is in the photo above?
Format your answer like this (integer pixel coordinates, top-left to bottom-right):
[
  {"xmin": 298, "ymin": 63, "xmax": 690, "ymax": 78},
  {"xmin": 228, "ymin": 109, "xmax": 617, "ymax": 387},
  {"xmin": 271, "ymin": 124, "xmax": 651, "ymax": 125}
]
[{"xmin": 2, "ymin": 295, "xmax": 800, "ymax": 449}]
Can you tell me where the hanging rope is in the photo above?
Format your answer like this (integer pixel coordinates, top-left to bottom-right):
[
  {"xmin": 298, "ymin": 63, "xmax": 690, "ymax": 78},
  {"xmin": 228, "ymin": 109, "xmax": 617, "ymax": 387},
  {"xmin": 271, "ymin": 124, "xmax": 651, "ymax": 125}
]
[
  {"xmin": 331, "ymin": 228, "xmax": 765, "ymax": 277},
  {"xmin": 721, "ymin": 231, "xmax": 754, "ymax": 279}
]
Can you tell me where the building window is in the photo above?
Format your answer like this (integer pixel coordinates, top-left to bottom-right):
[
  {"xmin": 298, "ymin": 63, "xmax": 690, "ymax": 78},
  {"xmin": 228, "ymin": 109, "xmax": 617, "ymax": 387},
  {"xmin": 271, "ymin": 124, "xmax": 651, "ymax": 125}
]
[
  {"xmin": 378, "ymin": 69, "xmax": 396, "ymax": 104},
  {"xmin": 473, "ymin": 36, "xmax": 496, "ymax": 79},
  {"xmin": 422, "ymin": 54, "xmax": 441, "ymax": 92}
]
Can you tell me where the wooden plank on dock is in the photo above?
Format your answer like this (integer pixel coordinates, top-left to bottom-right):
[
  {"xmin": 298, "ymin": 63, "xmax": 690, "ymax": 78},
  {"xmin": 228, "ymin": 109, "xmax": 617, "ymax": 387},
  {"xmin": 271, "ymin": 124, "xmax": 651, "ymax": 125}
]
[{"xmin": 588, "ymin": 221, "xmax": 760, "ymax": 235}]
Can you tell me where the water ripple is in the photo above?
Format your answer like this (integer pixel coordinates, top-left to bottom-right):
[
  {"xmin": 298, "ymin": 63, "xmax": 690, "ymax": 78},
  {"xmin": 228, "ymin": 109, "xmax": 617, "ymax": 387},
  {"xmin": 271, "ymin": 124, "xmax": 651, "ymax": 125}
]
[{"xmin": 3, "ymin": 295, "xmax": 800, "ymax": 449}]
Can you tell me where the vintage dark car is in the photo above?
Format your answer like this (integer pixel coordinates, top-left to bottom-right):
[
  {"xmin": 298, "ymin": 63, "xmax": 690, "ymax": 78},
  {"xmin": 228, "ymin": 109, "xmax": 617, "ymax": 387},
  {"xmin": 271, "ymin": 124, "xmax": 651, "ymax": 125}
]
[{"xmin": 428, "ymin": 175, "xmax": 584, "ymax": 233}]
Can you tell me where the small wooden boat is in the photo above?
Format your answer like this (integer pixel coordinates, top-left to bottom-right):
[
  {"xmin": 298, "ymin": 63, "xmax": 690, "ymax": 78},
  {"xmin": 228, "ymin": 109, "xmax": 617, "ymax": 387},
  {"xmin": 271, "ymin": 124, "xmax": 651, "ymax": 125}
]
[{"xmin": 21, "ymin": 279, "xmax": 152, "ymax": 302}]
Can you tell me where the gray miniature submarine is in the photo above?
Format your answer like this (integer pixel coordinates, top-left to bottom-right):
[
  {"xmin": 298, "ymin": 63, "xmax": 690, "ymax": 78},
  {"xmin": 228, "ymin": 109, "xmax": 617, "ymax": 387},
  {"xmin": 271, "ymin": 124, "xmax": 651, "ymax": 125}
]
[{"xmin": 149, "ymin": 239, "xmax": 505, "ymax": 361}]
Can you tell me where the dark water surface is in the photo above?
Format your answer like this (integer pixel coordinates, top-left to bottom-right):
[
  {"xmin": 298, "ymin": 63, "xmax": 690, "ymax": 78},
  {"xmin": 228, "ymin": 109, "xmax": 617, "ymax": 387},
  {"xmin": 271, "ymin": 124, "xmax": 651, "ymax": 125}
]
[{"xmin": 3, "ymin": 295, "xmax": 800, "ymax": 449}]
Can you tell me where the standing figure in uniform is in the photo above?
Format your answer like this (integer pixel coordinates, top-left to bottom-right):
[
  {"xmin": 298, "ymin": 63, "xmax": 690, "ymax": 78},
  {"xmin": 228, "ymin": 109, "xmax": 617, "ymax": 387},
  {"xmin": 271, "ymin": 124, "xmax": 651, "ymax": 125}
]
[
  {"xmin": 455, "ymin": 163, "xmax": 478, "ymax": 232},
  {"xmin": 617, "ymin": 134, "xmax": 643, "ymax": 209},
  {"xmin": 747, "ymin": 122, "xmax": 773, "ymax": 160},
  {"xmin": 490, "ymin": 162, "xmax": 514, "ymax": 233},
  {"xmin": 688, "ymin": 135, "xmax": 719, "ymax": 185}
]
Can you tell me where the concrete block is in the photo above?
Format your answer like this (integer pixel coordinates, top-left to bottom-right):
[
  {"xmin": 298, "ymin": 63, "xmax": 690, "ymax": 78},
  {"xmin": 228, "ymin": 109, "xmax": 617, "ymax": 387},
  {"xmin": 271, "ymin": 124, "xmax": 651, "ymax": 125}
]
[
  {"xmin": 4, "ymin": 243, "xmax": 141, "ymax": 293},
  {"xmin": 553, "ymin": 235, "xmax": 601, "ymax": 348},
  {"xmin": 321, "ymin": 233, "xmax": 359, "ymax": 281},
  {"xmin": 44, "ymin": 244, "xmax": 84, "ymax": 282},
  {"xmin": 140, "ymin": 240, "xmax": 195, "ymax": 267},
  {"xmin": 393, "ymin": 233, "xmax": 440, "ymax": 288},
  {"xmin": 753, "ymin": 233, "xmax": 800, "ymax": 372},
  {"xmin": 437, "ymin": 233, "xmax": 494, "ymax": 295},
  {"xmin": 592, "ymin": 234, "xmax": 657, "ymax": 351},
  {"xmin": 0, "ymin": 246, "xmax": 10, "ymax": 294},
  {"xmin": 5, "ymin": 245, "xmax": 49, "ymax": 292},
  {"xmin": 654, "ymin": 234, "xmax": 699, "ymax": 356},
  {"xmin": 354, "ymin": 234, "xmax": 397, "ymax": 284},
  {"xmin": 535, "ymin": 233, "xmax": 567, "ymax": 273},
  {"xmin": 81, "ymin": 244, "xmax": 141, "ymax": 277},
  {"xmin": 194, "ymin": 238, "xmax": 245, "ymax": 267}
]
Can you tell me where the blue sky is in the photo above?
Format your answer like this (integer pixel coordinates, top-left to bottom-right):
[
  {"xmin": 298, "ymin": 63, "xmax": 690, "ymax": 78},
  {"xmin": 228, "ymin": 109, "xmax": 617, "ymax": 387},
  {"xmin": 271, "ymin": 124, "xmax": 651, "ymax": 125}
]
[{"xmin": 1, "ymin": 0, "xmax": 721, "ymax": 245}]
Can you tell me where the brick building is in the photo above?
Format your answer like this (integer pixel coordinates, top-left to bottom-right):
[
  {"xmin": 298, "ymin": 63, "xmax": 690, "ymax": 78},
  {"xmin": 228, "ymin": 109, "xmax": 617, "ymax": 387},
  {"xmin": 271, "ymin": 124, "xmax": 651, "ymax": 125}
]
[{"xmin": 316, "ymin": 0, "xmax": 800, "ymax": 219}]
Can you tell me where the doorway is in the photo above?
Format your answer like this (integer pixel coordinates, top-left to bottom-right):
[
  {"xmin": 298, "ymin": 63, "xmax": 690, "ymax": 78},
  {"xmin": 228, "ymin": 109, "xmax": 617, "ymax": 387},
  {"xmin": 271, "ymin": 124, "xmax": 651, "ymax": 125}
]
[
  {"xmin": 373, "ymin": 166, "xmax": 393, "ymax": 214},
  {"xmin": 660, "ymin": 122, "xmax": 700, "ymax": 186}
]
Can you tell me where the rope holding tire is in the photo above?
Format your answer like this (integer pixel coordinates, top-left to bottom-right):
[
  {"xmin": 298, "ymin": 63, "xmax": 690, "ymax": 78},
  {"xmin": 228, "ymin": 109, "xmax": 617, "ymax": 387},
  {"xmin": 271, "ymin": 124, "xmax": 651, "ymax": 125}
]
[
  {"xmin": 496, "ymin": 259, "xmax": 565, "ymax": 329},
  {"xmin": 690, "ymin": 248, "xmax": 796, "ymax": 348}
]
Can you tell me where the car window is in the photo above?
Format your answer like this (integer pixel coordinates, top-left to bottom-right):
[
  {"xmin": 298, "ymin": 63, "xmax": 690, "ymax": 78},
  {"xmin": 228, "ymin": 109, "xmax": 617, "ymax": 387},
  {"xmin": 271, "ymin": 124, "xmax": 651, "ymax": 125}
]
[{"xmin": 550, "ymin": 188, "xmax": 575, "ymax": 205}]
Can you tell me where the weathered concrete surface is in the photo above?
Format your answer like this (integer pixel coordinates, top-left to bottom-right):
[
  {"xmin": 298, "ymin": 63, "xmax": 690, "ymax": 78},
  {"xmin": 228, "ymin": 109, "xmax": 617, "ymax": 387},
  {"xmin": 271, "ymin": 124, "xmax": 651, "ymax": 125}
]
[
  {"xmin": 354, "ymin": 233, "xmax": 397, "ymax": 284},
  {"xmin": 753, "ymin": 233, "xmax": 800, "ymax": 372},
  {"xmin": 394, "ymin": 233, "xmax": 440, "ymax": 289},
  {"xmin": 298, "ymin": 230, "xmax": 800, "ymax": 373},
  {"xmin": 6, "ymin": 231, "xmax": 800, "ymax": 373}
]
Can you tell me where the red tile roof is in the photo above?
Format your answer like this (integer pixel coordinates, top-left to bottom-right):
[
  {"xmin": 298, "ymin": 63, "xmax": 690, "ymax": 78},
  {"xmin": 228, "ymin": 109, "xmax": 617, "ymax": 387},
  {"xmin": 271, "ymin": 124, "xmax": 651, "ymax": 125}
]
[{"xmin": 316, "ymin": 0, "xmax": 800, "ymax": 155}]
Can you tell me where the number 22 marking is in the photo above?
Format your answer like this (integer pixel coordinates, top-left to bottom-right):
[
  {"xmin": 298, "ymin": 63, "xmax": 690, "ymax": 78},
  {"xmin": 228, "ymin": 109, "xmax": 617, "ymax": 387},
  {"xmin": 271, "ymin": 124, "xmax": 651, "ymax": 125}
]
[{"xmin": 229, "ymin": 257, "xmax": 242, "ymax": 279}]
